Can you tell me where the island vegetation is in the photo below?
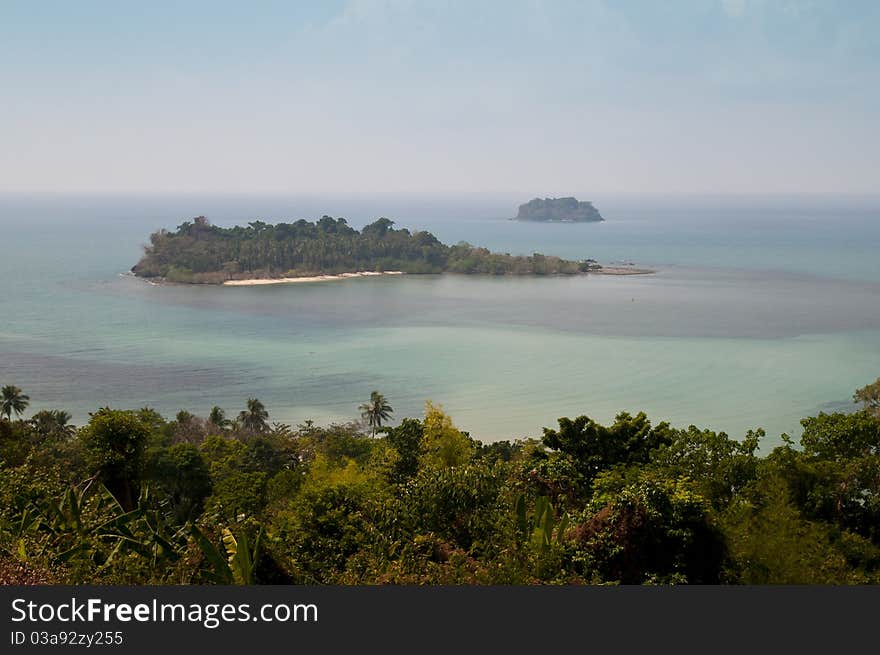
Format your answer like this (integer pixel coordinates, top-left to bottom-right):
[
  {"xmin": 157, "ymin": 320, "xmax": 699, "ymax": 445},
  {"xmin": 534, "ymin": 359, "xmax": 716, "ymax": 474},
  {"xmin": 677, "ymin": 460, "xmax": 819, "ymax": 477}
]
[
  {"xmin": 514, "ymin": 197, "xmax": 604, "ymax": 223},
  {"xmin": 2, "ymin": 378, "xmax": 880, "ymax": 585},
  {"xmin": 131, "ymin": 216, "xmax": 602, "ymax": 284}
]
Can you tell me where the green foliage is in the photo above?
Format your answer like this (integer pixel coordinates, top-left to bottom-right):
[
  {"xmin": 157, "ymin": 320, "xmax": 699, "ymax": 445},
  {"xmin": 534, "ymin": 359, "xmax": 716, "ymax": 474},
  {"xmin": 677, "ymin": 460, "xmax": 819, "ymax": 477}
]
[
  {"xmin": 541, "ymin": 411, "xmax": 673, "ymax": 485},
  {"xmin": 29, "ymin": 410, "xmax": 76, "ymax": 441},
  {"xmin": 419, "ymin": 401, "xmax": 474, "ymax": 469},
  {"xmin": 384, "ymin": 418, "xmax": 424, "ymax": 484},
  {"xmin": 205, "ymin": 471, "xmax": 268, "ymax": 524},
  {"xmin": 476, "ymin": 439, "xmax": 524, "ymax": 463},
  {"xmin": 200, "ymin": 432, "xmax": 299, "ymax": 479},
  {"xmin": 649, "ymin": 426, "xmax": 761, "ymax": 509},
  {"xmin": 5, "ymin": 383, "xmax": 880, "ymax": 585},
  {"xmin": 208, "ymin": 406, "xmax": 231, "ymax": 431},
  {"xmin": 854, "ymin": 377, "xmax": 880, "ymax": 416},
  {"xmin": 238, "ymin": 398, "xmax": 270, "ymax": 434},
  {"xmin": 188, "ymin": 524, "xmax": 264, "ymax": 585},
  {"xmin": 359, "ymin": 390, "xmax": 393, "ymax": 437},
  {"xmin": 222, "ymin": 526, "xmax": 262, "ymax": 585},
  {"xmin": 769, "ymin": 411, "xmax": 880, "ymax": 544},
  {"xmin": 515, "ymin": 439, "xmax": 586, "ymax": 507},
  {"xmin": 722, "ymin": 474, "xmax": 880, "ymax": 583},
  {"xmin": 274, "ymin": 482, "xmax": 381, "ymax": 583},
  {"xmin": 514, "ymin": 494, "xmax": 569, "ymax": 554},
  {"xmin": 1, "ymin": 385, "xmax": 30, "ymax": 422},
  {"xmin": 399, "ymin": 462, "xmax": 507, "ymax": 554},
  {"xmin": 302, "ymin": 423, "xmax": 374, "ymax": 467},
  {"xmin": 0, "ymin": 480, "xmax": 190, "ymax": 583},
  {"xmin": 800, "ymin": 410, "xmax": 880, "ymax": 461},
  {"xmin": 78, "ymin": 409, "xmax": 150, "ymax": 512},
  {"xmin": 265, "ymin": 469, "xmax": 305, "ymax": 505},
  {"xmin": 0, "ymin": 418, "xmax": 37, "ymax": 468},
  {"xmin": 188, "ymin": 523, "xmax": 233, "ymax": 584},
  {"xmin": 146, "ymin": 443, "xmax": 212, "ymax": 523},
  {"xmin": 570, "ymin": 473, "xmax": 725, "ymax": 584}
]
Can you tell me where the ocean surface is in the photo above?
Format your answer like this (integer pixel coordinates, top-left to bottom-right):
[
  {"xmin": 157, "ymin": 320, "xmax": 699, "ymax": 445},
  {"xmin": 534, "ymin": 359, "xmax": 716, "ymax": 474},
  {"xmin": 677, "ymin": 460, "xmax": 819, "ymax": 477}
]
[{"xmin": 2, "ymin": 193, "xmax": 879, "ymax": 447}]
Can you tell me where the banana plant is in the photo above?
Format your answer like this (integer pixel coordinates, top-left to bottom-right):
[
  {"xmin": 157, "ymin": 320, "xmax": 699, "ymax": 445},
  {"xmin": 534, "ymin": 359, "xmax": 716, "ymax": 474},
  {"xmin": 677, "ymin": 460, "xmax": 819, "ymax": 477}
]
[
  {"xmin": 189, "ymin": 523, "xmax": 263, "ymax": 585},
  {"xmin": 4, "ymin": 483, "xmax": 185, "ymax": 571},
  {"xmin": 514, "ymin": 494, "xmax": 569, "ymax": 554},
  {"xmin": 222, "ymin": 527, "xmax": 262, "ymax": 585}
]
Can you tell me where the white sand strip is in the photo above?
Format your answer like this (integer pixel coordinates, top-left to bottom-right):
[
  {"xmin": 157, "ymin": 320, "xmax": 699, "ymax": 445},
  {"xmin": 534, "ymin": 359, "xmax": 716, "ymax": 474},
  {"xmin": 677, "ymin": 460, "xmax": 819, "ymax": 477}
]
[{"xmin": 222, "ymin": 271, "xmax": 404, "ymax": 286}]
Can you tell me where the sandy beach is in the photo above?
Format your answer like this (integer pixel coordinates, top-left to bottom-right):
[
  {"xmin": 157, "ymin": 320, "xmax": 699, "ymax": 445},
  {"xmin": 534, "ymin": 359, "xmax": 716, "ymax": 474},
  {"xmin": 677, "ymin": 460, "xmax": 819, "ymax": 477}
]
[
  {"xmin": 220, "ymin": 267, "xmax": 653, "ymax": 285},
  {"xmin": 594, "ymin": 266, "xmax": 656, "ymax": 275},
  {"xmin": 222, "ymin": 271, "xmax": 405, "ymax": 286}
]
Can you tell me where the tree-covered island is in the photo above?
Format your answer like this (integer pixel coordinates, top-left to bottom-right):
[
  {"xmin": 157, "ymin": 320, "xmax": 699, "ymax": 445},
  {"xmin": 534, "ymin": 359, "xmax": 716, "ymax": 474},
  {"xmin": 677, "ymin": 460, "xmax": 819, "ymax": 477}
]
[
  {"xmin": 131, "ymin": 216, "xmax": 607, "ymax": 284},
  {"xmin": 514, "ymin": 197, "xmax": 604, "ymax": 223}
]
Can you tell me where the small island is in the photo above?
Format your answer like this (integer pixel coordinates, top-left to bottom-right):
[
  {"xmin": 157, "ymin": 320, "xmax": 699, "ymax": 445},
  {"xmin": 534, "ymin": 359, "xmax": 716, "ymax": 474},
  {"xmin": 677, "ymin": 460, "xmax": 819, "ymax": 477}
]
[
  {"xmin": 514, "ymin": 197, "xmax": 604, "ymax": 223},
  {"xmin": 131, "ymin": 215, "xmax": 648, "ymax": 285}
]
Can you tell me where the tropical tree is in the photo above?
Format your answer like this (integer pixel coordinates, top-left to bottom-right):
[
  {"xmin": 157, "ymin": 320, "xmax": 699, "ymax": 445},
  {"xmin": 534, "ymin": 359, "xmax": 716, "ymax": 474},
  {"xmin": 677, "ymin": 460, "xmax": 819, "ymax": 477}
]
[
  {"xmin": 78, "ymin": 408, "xmax": 150, "ymax": 512},
  {"xmin": 147, "ymin": 442, "xmax": 212, "ymax": 522},
  {"xmin": 855, "ymin": 377, "xmax": 880, "ymax": 416},
  {"xmin": 238, "ymin": 398, "xmax": 269, "ymax": 434},
  {"xmin": 29, "ymin": 409, "xmax": 75, "ymax": 440},
  {"xmin": 359, "ymin": 391, "xmax": 393, "ymax": 437},
  {"xmin": 0, "ymin": 385, "xmax": 29, "ymax": 421},
  {"xmin": 208, "ymin": 406, "xmax": 231, "ymax": 431},
  {"xmin": 540, "ymin": 411, "xmax": 674, "ymax": 485},
  {"xmin": 571, "ymin": 472, "xmax": 725, "ymax": 584},
  {"xmin": 385, "ymin": 417, "xmax": 425, "ymax": 483},
  {"xmin": 419, "ymin": 401, "xmax": 472, "ymax": 468},
  {"xmin": 168, "ymin": 410, "xmax": 200, "ymax": 443}
]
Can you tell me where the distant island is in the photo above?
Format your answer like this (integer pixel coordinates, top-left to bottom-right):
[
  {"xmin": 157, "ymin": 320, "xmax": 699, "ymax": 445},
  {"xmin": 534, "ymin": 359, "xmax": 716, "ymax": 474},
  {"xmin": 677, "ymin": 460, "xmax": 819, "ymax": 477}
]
[
  {"xmin": 130, "ymin": 216, "xmax": 651, "ymax": 285},
  {"xmin": 514, "ymin": 197, "xmax": 604, "ymax": 223}
]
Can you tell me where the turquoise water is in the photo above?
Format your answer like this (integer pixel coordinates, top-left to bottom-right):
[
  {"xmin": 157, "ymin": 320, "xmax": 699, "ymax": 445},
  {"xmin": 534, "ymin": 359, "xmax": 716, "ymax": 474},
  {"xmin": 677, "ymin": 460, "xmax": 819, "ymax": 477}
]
[{"xmin": 1, "ymin": 194, "xmax": 879, "ymax": 446}]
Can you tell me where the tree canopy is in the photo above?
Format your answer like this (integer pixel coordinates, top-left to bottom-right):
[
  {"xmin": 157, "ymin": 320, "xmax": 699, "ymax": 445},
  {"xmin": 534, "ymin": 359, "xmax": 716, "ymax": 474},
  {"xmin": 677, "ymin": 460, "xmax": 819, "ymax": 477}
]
[{"xmin": 1, "ymin": 385, "xmax": 29, "ymax": 421}]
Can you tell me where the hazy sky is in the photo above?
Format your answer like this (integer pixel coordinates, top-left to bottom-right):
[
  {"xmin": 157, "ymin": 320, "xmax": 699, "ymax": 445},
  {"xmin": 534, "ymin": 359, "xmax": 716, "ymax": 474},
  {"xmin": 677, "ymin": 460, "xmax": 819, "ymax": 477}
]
[{"xmin": 2, "ymin": 1, "xmax": 878, "ymax": 194}]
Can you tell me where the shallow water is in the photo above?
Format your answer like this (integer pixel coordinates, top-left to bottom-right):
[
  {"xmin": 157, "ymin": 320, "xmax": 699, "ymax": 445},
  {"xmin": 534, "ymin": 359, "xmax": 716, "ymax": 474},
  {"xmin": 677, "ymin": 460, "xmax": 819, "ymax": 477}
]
[{"xmin": 1, "ymin": 193, "xmax": 879, "ymax": 445}]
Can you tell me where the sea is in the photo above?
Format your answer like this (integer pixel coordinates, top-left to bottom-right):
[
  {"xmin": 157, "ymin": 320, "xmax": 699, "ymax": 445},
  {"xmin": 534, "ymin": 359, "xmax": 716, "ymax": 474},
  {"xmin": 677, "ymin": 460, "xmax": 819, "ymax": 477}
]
[{"xmin": 2, "ymin": 193, "xmax": 879, "ymax": 448}]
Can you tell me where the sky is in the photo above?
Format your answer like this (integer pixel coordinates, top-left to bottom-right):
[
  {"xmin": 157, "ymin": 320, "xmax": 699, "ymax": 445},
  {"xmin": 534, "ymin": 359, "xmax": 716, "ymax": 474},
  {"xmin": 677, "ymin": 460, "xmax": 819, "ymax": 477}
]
[{"xmin": 1, "ymin": 1, "xmax": 878, "ymax": 195}]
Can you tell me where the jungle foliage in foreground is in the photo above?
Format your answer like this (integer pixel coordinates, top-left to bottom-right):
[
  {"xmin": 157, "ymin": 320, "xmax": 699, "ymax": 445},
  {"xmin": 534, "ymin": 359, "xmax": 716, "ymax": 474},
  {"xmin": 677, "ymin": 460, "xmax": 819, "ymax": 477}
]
[
  {"xmin": 131, "ymin": 216, "xmax": 596, "ymax": 283},
  {"xmin": 1, "ymin": 379, "xmax": 880, "ymax": 585}
]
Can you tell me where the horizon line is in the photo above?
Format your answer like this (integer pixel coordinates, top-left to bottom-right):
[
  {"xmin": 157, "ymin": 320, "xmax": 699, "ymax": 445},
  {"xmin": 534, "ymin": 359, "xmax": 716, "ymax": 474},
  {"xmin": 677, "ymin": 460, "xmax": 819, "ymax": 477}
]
[{"xmin": 2, "ymin": 189, "xmax": 880, "ymax": 199}]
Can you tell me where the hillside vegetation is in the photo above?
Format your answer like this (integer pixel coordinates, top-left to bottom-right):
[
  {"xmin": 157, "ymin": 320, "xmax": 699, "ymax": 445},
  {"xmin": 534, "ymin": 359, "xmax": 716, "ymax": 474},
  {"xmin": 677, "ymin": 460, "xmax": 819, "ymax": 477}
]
[{"xmin": 1, "ymin": 378, "xmax": 879, "ymax": 585}]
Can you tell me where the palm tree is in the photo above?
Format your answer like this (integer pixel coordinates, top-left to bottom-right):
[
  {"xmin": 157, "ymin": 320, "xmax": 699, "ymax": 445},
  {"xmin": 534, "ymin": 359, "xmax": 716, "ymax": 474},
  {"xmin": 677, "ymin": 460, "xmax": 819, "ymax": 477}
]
[
  {"xmin": 238, "ymin": 398, "xmax": 269, "ymax": 434},
  {"xmin": 1, "ymin": 385, "xmax": 29, "ymax": 422},
  {"xmin": 29, "ymin": 409, "xmax": 75, "ymax": 439},
  {"xmin": 209, "ymin": 406, "xmax": 231, "ymax": 431},
  {"xmin": 359, "ymin": 391, "xmax": 393, "ymax": 437}
]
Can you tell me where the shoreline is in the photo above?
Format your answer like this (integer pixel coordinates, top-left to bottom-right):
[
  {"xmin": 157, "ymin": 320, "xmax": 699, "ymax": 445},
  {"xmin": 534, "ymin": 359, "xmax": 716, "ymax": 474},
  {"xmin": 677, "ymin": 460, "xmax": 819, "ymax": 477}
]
[
  {"xmin": 220, "ymin": 267, "xmax": 655, "ymax": 286},
  {"xmin": 593, "ymin": 266, "xmax": 655, "ymax": 275},
  {"xmin": 222, "ymin": 271, "xmax": 405, "ymax": 286},
  {"xmin": 134, "ymin": 266, "xmax": 655, "ymax": 287}
]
